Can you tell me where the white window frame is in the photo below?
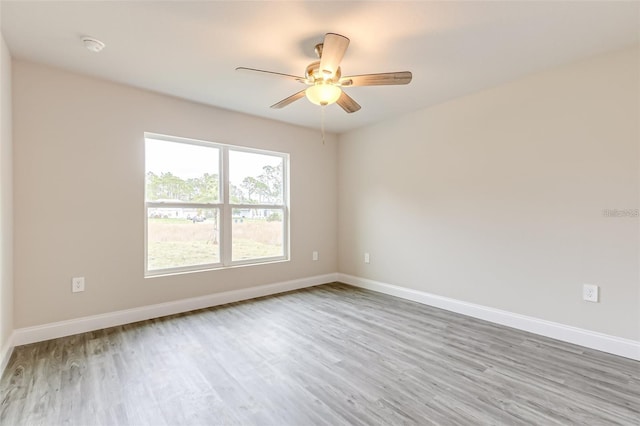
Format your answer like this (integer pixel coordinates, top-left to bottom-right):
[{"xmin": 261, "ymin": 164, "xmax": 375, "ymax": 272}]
[{"xmin": 144, "ymin": 133, "xmax": 289, "ymax": 277}]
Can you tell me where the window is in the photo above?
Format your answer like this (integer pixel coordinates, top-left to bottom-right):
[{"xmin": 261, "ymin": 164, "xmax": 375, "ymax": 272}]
[{"xmin": 145, "ymin": 133, "xmax": 288, "ymax": 276}]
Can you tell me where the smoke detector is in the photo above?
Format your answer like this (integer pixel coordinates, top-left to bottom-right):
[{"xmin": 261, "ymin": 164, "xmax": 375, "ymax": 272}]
[{"xmin": 82, "ymin": 37, "xmax": 105, "ymax": 53}]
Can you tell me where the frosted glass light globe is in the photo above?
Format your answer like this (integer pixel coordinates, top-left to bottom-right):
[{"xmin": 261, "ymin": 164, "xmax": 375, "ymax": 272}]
[{"xmin": 305, "ymin": 83, "xmax": 342, "ymax": 106}]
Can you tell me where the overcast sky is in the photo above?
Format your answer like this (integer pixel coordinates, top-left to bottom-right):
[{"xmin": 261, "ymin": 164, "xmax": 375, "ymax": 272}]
[{"xmin": 145, "ymin": 138, "xmax": 282, "ymax": 185}]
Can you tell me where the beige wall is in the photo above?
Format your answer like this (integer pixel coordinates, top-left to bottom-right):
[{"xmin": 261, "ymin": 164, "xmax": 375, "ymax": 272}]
[
  {"xmin": 0, "ymin": 35, "xmax": 13, "ymax": 351},
  {"xmin": 10, "ymin": 45, "xmax": 640, "ymax": 344},
  {"xmin": 13, "ymin": 60, "xmax": 337, "ymax": 328},
  {"xmin": 338, "ymin": 46, "xmax": 640, "ymax": 340}
]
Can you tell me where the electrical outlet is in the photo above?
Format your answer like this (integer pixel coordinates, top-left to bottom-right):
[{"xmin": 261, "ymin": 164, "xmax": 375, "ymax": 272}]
[
  {"xmin": 364, "ymin": 253, "xmax": 370, "ymax": 264},
  {"xmin": 72, "ymin": 277, "xmax": 85, "ymax": 293},
  {"xmin": 312, "ymin": 251, "xmax": 319, "ymax": 261},
  {"xmin": 583, "ymin": 284, "xmax": 598, "ymax": 302}
]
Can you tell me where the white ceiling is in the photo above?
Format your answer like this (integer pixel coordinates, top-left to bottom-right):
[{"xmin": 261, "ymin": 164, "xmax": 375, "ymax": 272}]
[{"xmin": 1, "ymin": 1, "xmax": 638, "ymax": 133}]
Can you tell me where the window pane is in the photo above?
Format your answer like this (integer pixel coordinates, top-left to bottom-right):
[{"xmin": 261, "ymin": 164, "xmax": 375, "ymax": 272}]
[
  {"xmin": 232, "ymin": 208, "xmax": 284, "ymax": 261},
  {"xmin": 229, "ymin": 150, "xmax": 283, "ymax": 205},
  {"xmin": 145, "ymin": 138, "xmax": 219, "ymax": 203},
  {"xmin": 147, "ymin": 208, "xmax": 220, "ymax": 271}
]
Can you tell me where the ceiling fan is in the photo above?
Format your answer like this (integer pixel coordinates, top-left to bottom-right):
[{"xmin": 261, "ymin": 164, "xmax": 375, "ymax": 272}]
[{"xmin": 236, "ymin": 33, "xmax": 412, "ymax": 113}]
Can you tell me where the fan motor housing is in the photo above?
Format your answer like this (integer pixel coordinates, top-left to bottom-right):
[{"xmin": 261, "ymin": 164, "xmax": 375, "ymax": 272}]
[{"xmin": 305, "ymin": 60, "xmax": 341, "ymax": 82}]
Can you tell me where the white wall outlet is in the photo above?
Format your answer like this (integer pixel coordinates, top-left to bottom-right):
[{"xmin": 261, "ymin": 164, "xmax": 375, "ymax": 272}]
[
  {"xmin": 72, "ymin": 277, "xmax": 85, "ymax": 293},
  {"xmin": 364, "ymin": 252, "xmax": 370, "ymax": 264},
  {"xmin": 583, "ymin": 284, "xmax": 598, "ymax": 302},
  {"xmin": 312, "ymin": 251, "xmax": 319, "ymax": 261}
]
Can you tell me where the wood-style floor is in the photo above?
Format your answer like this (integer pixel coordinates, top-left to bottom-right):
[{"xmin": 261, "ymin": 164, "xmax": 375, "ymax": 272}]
[{"xmin": 1, "ymin": 283, "xmax": 639, "ymax": 425}]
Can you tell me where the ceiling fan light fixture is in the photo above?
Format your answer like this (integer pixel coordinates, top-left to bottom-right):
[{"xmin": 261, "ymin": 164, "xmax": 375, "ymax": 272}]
[
  {"xmin": 237, "ymin": 32, "xmax": 410, "ymax": 114},
  {"xmin": 305, "ymin": 82, "xmax": 341, "ymax": 106}
]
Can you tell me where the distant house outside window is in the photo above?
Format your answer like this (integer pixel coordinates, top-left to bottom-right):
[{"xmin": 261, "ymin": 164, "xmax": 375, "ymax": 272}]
[{"xmin": 144, "ymin": 133, "xmax": 289, "ymax": 276}]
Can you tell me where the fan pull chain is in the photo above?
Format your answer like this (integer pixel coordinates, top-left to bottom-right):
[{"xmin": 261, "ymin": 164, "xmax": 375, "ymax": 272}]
[{"xmin": 321, "ymin": 104, "xmax": 326, "ymax": 145}]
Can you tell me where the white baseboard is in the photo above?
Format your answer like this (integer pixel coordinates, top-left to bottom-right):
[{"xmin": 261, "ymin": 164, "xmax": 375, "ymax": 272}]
[
  {"xmin": 7, "ymin": 272, "xmax": 638, "ymax": 368},
  {"xmin": 12, "ymin": 273, "xmax": 338, "ymax": 347},
  {"xmin": 0, "ymin": 333, "xmax": 14, "ymax": 374},
  {"xmin": 338, "ymin": 273, "xmax": 640, "ymax": 361}
]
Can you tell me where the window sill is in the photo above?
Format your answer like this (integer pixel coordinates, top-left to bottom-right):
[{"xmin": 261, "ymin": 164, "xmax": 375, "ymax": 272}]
[{"xmin": 144, "ymin": 258, "xmax": 290, "ymax": 279}]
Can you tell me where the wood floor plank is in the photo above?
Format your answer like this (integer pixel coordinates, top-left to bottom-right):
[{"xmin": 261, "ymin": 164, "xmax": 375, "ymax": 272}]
[{"xmin": 1, "ymin": 283, "xmax": 639, "ymax": 425}]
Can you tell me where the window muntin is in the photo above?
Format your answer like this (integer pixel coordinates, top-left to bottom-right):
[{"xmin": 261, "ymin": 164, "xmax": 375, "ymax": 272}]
[{"xmin": 144, "ymin": 134, "xmax": 288, "ymax": 276}]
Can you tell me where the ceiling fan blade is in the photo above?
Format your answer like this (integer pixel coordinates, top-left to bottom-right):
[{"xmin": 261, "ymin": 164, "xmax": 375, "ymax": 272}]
[
  {"xmin": 319, "ymin": 33, "xmax": 350, "ymax": 78},
  {"xmin": 270, "ymin": 89, "xmax": 307, "ymax": 109},
  {"xmin": 340, "ymin": 71, "xmax": 412, "ymax": 87},
  {"xmin": 236, "ymin": 67, "xmax": 306, "ymax": 83},
  {"xmin": 336, "ymin": 91, "xmax": 361, "ymax": 114}
]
